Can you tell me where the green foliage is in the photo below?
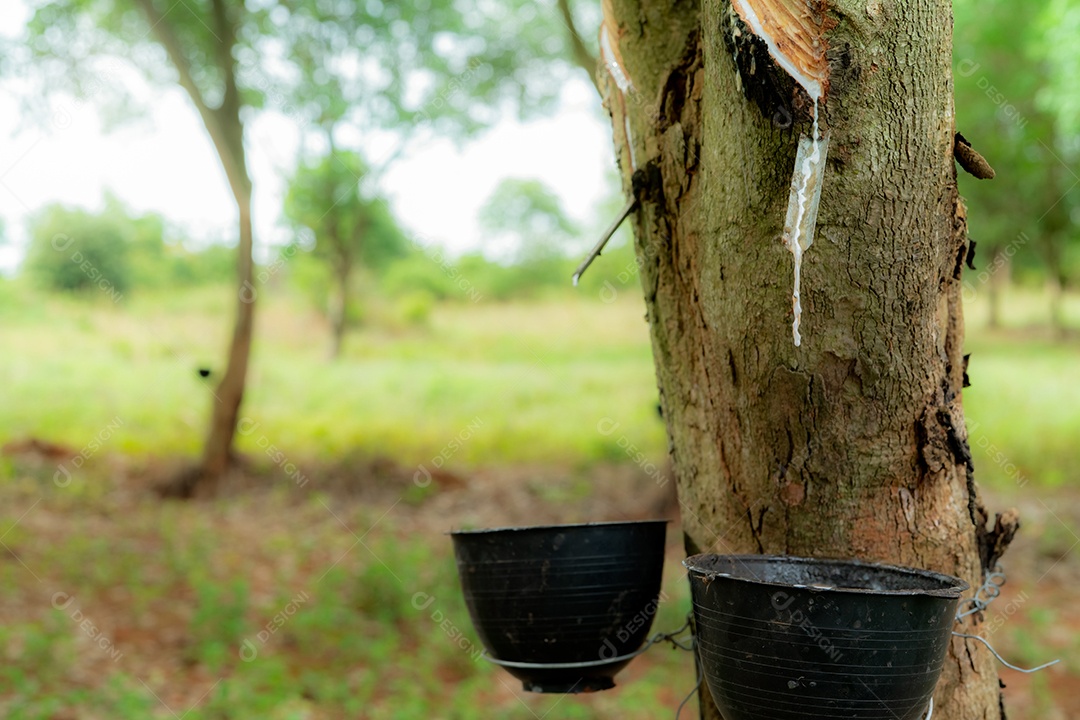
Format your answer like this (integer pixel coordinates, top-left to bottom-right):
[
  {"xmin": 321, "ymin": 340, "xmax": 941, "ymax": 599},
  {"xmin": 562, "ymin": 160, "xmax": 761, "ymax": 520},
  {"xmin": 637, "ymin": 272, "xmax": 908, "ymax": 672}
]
[
  {"xmin": 479, "ymin": 177, "xmax": 580, "ymax": 263},
  {"xmin": 455, "ymin": 252, "xmax": 568, "ymax": 300},
  {"xmin": 380, "ymin": 254, "xmax": 461, "ymax": 300},
  {"xmin": 127, "ymin": 213, "xmax": 235, "ymax": 288},
  {"xmin": 280, "ymin": 250, "xmax": 334, "ymax": 315},
  {"xmin": 263, "ymin": 0, "xmax": 581, "ymax": 141},
  {"xmin": 160, "ymin": 243, "xmax": 236, "ymax": 287},
  {"xmin": 394, "ymin": 290, "xmax": 437, "ymax": 328},
  {"xmin": 23, "ymin": 198, "xmax": 236, "ymax": 294},
  {"xmin": 187, "ymin": 576, "xmax": 250, "ymax": 671},
  {"xmin": 953, "ymin": 0, "xmax": 1080, "ymax": 291},
  {"xmin": 24, "ymin": 202, "xmax": 132, "ymax": 298},
  {"xmin": 17, "ymin": 0, "xmax": 583, "ymax": 148},
  {"xmin": 376, "ymin": 236, "xmax": 641, "ymax": 304},
  {"xmin": 1037, "ymin": 0, "xmax": 1080, "ymax": 141},
  {"xmin": 284, "ymin": 151, "xmax": 408, "ymax": 274},
  {"xmin": 18, "ymin": 0, "xmax": 246, "ymax": 122}
]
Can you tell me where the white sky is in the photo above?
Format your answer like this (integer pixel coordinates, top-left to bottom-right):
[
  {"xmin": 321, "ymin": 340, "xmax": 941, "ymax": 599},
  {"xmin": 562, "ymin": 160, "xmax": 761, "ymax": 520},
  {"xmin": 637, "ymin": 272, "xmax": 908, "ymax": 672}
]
[{"xmin": 0, "ymin": 5, "xmax": 617, "ymax": 272}]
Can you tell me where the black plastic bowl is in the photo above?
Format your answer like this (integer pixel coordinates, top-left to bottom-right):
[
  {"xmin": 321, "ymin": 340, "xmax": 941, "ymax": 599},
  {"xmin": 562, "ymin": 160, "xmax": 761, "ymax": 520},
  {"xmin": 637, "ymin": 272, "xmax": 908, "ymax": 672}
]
[
  {"xmin": 451, "ymin": 520, "xmax": 667, "ymax": 693},
  {"xmin": 685, "ymin": 554, "xmax": 967, "ymax": 720}
]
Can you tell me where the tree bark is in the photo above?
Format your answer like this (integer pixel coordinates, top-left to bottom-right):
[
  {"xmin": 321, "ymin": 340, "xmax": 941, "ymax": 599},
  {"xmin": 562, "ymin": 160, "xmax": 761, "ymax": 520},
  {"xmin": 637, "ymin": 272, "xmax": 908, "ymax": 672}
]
[{"xmin": 601, "ymin": 0, "xmax": 1013, "ymax": 717}]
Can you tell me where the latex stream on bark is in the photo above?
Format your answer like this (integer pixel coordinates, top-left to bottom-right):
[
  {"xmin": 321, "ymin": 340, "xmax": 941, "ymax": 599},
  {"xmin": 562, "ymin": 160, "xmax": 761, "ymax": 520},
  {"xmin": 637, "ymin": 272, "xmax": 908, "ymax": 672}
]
[
  {"xmin": 731, "ymin": 0, "xmax": 830, "ymax": 346},
  {"xmin": 600, "ymin": 23, "xmax": 637, "ymax": 171}
]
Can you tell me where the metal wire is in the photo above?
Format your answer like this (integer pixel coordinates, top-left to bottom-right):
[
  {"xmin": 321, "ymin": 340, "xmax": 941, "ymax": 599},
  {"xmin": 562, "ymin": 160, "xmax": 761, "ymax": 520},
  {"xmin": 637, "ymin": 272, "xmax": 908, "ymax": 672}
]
[
  {"xmin": 481, "ymin": 613, "xmax": 697, "ymax": 670},
  {"xmin": 952, "ymin": 632, "xmax": 1061, "ymax": 674},
  {"xmin": 952, "ymin": 564, "xmax": 1059, "ymax": 674},
  {"xmin": 484, "ymin": 651, "xmax": 642, "ymax": 670},
  {"xmin": 644, "ymin": 613, "xmax": 695, "ymax": 653},
  {"xmin": 955, "ymin": 566, "xmax": 1007, "ymax": 620},
  {"xmin": 675, "ymin": 657, "xmax": 704, "ymax": 720}
]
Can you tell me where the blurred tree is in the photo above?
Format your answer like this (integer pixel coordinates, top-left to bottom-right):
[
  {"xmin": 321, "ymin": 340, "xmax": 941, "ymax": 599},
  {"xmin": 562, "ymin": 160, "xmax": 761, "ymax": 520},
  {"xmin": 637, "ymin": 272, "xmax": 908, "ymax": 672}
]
[
  {"xmin": 268, "ymin": 0, "xmax": 590, "ymax": 314},
  {"xmin": 16, "ymin": 0, "xmax": 585, "ymax": 494},
  {"xmin": 21, "ymin": 0, "xmax": 263, "ymax": 496},
  {"xmin": 25, "ymin": 202, "xmax": 133, "ymax": 298},
  {"xmin": 266, "ymin": 0, "xmax": 578, "ymax": 149},
  {"xmin": 23, "ymin": 194, "xmax": 230, "ymax": 294},
  {"xmin": 1035, "ymin": 0, "xmax": 1080, "ymax": 333},
  {"xmin": 284, "ymin": 151, "xmax": 407, "ymax": 357},
  {"xmin": 557, "ymin": 0, "xmax": 600, "ymax": 92},
  {"xmin": 479, "ymin": 178, "xmax": 579, "ymax": 263},
  {"xmin": 954, "ymin": 0, "xmax": 1080, "ymax": 331}
]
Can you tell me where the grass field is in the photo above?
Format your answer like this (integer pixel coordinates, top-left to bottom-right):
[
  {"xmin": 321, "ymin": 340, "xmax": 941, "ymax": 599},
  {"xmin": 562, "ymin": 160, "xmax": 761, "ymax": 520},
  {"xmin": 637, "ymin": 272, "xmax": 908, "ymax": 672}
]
[
  {"xmin": 1, "ymin": 279, "xmax": 1079, "ymax": 718},
  {"xmin": 0, "ymin": 283, "xmax": 666, "ymax": 469},
  {"xmin": 2, "ymin": 280, "xmax": 1078, "ymax": 489}
]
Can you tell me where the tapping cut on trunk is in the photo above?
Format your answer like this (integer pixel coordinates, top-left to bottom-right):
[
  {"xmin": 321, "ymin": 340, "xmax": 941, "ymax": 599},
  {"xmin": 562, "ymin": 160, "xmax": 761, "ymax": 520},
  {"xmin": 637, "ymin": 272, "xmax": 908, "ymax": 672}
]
[{"xmin": 730, "ymin": 0, "xmax": 832, "ymax": 345}]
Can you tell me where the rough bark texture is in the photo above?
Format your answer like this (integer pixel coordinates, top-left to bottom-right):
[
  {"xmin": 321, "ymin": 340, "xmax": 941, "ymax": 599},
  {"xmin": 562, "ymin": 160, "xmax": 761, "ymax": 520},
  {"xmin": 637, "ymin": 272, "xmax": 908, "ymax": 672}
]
[{"xmin": 600, "ymin": 0, "xmax": 1015, "ymax": 717}]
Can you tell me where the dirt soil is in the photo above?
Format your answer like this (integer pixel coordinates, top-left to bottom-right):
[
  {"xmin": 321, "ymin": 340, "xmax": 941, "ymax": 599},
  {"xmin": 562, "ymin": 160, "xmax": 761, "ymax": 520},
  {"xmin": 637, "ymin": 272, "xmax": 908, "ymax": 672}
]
[{"xmin": 2, "ymin": 441, "xmax": 1077, "ymax": 718}]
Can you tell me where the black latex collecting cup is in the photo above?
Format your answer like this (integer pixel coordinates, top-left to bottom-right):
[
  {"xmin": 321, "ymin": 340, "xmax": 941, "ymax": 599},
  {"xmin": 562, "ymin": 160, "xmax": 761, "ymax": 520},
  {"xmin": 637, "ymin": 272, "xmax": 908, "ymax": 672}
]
[
  {"xmin": 452, "ymin": 520, "xmax": 667, "ymax": 693},
  {"xmin": 685, "ymin": 554, "xmax": 967, "ymax": 720}
]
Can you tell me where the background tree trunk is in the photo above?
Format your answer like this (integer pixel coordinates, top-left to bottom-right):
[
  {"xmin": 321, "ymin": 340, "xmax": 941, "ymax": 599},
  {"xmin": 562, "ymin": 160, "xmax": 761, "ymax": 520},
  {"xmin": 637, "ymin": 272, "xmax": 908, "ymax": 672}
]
[
  {"xmin": 136, "ymin": 0, "xmax": 255, "ymax": 497},
  {"xmin": 330, "ymin": 261, "xmax": 351, "ymax": 359},
  {"xmin": 197, "ymin": 189, "xmax": 255, "ymax": 494},
  {"xmin": 601, "ymin": 0, "xmax": 1014, "ymax": 717},
  {"xmin": 1040, "ymin": 160, "xmax": 1070, "ymax": 339},
  {"xmin": 987, "ymin": 245, "xmax": 1006, "ymax": 329}
]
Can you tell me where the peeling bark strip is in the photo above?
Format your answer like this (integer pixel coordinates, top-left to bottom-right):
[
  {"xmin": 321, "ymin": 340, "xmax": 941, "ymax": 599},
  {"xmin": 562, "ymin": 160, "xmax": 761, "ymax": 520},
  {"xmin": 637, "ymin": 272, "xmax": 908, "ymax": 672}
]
[
  {"xmin": 730, "ymin": 0, "xmax": 829, "ymax": 100},
  {"xmin": 602, "ymin": 0, "xmax": 1010, "ymax": 716}
]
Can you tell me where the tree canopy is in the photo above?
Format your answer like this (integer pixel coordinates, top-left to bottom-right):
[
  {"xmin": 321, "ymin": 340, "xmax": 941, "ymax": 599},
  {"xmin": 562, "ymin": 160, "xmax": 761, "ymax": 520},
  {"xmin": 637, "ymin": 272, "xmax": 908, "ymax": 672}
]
[
  {"xmin": 479, "ymin": 177, "xmax": 580, "ymax": 264},
  {"xmin": 953, "ymin": 0, "xmax": 1080, "ymax": 286},
  {"xmin": 284, "ymin": 151, "xmax": 408, "ymax": 273}
]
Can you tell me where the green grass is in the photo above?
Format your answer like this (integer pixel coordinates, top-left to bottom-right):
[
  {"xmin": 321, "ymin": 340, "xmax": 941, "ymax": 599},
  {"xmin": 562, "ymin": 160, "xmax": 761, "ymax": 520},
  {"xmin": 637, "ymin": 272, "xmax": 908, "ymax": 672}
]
[
  {"xmin": 964, "ymin": 336, "xmax": 1080, "ymax": 489},
  {"xmin": 961, "ymin": 286, "xmax": 1080, "ymax": 489},
  {"xmin": 1, "ymin": 281, "xmax": 1078, "ymax": 717},
  {"xmin": 0, "ymin": 484, "xmax": 695, "ymax": 719},
  {"xmin": 0, "ymin": 283, "xmax": 666, "ymax": 467},
  {"xmin": 2, "ymin": 280, "xmax": 1078, "ymax": 490}
]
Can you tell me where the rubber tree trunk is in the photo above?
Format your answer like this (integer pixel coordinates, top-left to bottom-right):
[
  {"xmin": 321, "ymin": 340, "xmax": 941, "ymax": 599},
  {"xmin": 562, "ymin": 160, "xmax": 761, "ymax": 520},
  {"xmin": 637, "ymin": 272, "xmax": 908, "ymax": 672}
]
[{"xmin": 600, "ymin": 0, "xmax": 1015, "ymax": 717}]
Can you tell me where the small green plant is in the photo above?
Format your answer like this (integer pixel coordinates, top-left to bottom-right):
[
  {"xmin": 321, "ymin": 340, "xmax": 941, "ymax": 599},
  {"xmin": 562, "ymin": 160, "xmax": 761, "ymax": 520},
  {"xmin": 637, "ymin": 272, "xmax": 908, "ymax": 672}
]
[
  {"xmin": 395, "ymin": 290, "xmax": 436, "ymax": 328},
  {"xmin": 187, "ymin": 576, "xmax": 250, "ymax": 671}
]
